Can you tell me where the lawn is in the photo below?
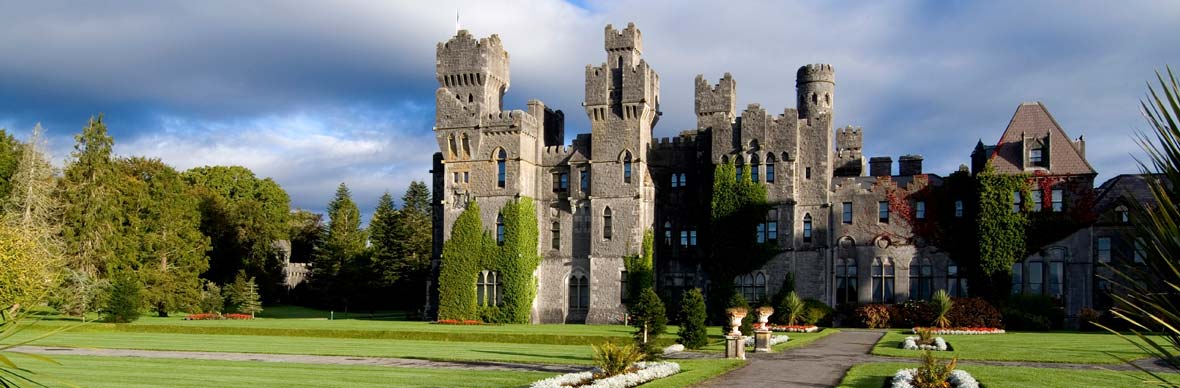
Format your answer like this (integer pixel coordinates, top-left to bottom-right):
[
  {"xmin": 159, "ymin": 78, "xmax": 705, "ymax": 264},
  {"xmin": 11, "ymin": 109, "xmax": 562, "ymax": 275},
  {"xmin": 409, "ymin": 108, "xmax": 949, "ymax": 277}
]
[
  {"xmin": 11, "ymin": 354, "xmax": 552, "ymax": 388},
  {"xmin": 871, "ymin": 330, "xmax": 1159, "ymax": 364},
  {"xmin": 636, "ymin": 359, "xmax": 745, "ymax": 388},
  {"xmin": 837, "ymin": 362, "xmax": 1180, "ymax": 388}
]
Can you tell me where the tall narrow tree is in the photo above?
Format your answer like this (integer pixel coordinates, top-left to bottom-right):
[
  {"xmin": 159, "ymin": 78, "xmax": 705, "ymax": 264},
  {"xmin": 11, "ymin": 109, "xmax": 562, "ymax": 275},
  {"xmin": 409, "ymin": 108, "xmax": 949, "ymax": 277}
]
[
  {"xmin": 0, "ymin": 129, "xmax": 21, "ymax": 205},
  {"xmin": 368, "ymin": 192, "xmax": 400, "ymax": 286},
  {"xmin": 389, "ymin": 181, "xmax": 432, "ymax": 292},
  {"xmin": 60, "ymin": 116, "xmax": 121, "ymax": 276},
  {"xmin": 312, "ymin": 183, "xmax": 366, "ymax": 308},
  {"xmin": 3, "ymin": 124, "xmax": 62, "ymax": 260}
]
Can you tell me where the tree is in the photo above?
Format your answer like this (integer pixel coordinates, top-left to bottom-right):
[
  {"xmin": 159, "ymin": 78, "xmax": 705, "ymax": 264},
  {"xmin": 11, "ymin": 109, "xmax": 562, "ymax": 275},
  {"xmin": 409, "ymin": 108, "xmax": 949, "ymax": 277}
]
[
  {"xmin": 48, "ymin": 268, "xmax": 106, "ymax": 320},
  {"xmin": 60, "ymin": 116, "xmax": 122, "ymax": 276},
  {"xmin": 228, "ymin": 273, "xmax": 263, "ymax": 318},
  {"xmin": 288, "ymin": 209, "xmax": 324, "ymax": 264},
  {"xmin": 185, "ymin": 165, "xmax": 291, "ymax": 295},
  {"xmin": 677, "ymin": 288, "xmax": 708, "ymax": 350},
  {"xmin": 102, "ymin": 270, "xmax": 143, "ymax": 323},
  {"xmin": 0, "ymin": 224, "xmax": 55, "ymax": 309},
  {"xmin": 0, "ymin": 129, "xmax": 22, "ymax": 206},
  {"xmin": 198, "ymin": 281, "xmax": 224, "ymax": 314},
  {"xmin": 629, "ymin": 287, "xmax": 667, "ymax": 356},
  {"xmin": 368, "ymin": 192, "xmax": 400, "ymax": 286},
  {"xmin": 0, "ymin": 124, "xmax": 61, "ymax": 309},
  {"xmin": 1100, "ymin": 67, "xmax": 1180, "ymax": 384},
  {"xmin": 117, "ymin": 157, "xmax": 209, "ymax": 316},
  {"xmin": 311, "ymin": 183, "xmax": 367, "ymax": 309},
  {"xmin": 374, "ymin": 181, "xmax": 434, "ymax": 309},
  {"xmin": 625, "ymin": 231, "xmax": 655, "ymax": 307}
]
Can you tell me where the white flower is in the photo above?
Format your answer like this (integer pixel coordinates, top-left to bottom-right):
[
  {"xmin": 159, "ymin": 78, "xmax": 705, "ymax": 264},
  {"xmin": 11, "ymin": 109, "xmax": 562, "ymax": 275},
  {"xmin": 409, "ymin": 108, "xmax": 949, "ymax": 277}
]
[
  {"xmin": 891, "ymin": 368, "xmax": 979, "ymax": 388},
  {"xmin": 745, "ymin": 334, "xmax": 789, "ymax": 347},
  {"xmin": 662, "ymin": 344, "xmax": 685, "ymax": 355},
  {"xmin": 530, "ymin": 362, "xmax": 681, "ymax": 388}
]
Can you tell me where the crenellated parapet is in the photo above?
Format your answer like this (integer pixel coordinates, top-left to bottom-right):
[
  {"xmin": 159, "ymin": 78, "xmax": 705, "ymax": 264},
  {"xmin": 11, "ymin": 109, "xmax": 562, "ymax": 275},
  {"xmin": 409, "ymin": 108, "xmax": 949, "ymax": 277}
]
[
  {"xmin": 695, "ymin": 73, "xmax": 736, "ymax": 120},
  {"xmin": 605, "ymin": 23, "xmax": 642, "ymax": 54},
  {"xmin": 436, "ymin": 30, "xmax": 509, "ymax": 87},
  {"xmin": 834, "ymin": 125, "xmax": 864, "ymax": 177}
]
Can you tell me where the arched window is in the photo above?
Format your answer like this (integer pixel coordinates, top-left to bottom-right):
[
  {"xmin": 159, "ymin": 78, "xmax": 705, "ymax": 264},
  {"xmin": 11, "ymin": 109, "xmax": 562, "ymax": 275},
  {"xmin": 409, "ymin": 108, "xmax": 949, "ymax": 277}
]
[
  {"xmin": 603, "ymin": 207, "xmax": 613, "ymax": 240},
  {"xmin": 551, "ymin": 221, "xmax": 561, "ymax": 250},
  {"xmin": 754, "ymin": 272, "xmax": 767, "ymax": 302},
  {"xmin": 663, "ymin": 221, "xmax": 672, "ymax": 246},
  {"xmin": 734, "ymin": 273, "xmax": 765, "ymax": 303},
  {"xmin": 1027, "ymin": 257, "xmax": 1043, "ymax": 295},
  {"xmin": 750, "ymin": 154, "xmax": 760, "ymax": 182},
  {"xmin": 909, "ymin": 258, "xmax": 933, "ymax": 300},
  {"xmin": 872, "ymin": 258, "xmax": 895, "ymax": 303},
  {"xmin": 478, "ymin": 270, "xmax": 501, "ymax": 306},
  {"xmin": 569, "ymin": 273, "xmax": 589, "ymax": 313},
  {"xmin": 812, "ymin": 93, "xmax": 818, "ymax": 105},
  {"xmin": 495, "ymin": 149, "xmax": 507, "ymax": 188},
  {"xmin": 734, "ymin": 157, "xmax": 744, "ymax": 181},
  {"xmin": 622, "ymin": 151, "xmax": 633, "ymax": 184},
  {"xmin": 802, "ymin": 214, "xmax": 813, "ymax": 243},
  {"xmin": 947, "ymin": 260, "xmax": 967, "ymax": 297},
  {"xmin": 765, "ymin": 154, "xmax": 776, "ymax": 183},
  {"xmin": 836, "ymin": 258, "xmax": 858, "ymax": 304},
  {"xmin": 496, "ymin": 214, "xmax": 505, "ymax": 245}
]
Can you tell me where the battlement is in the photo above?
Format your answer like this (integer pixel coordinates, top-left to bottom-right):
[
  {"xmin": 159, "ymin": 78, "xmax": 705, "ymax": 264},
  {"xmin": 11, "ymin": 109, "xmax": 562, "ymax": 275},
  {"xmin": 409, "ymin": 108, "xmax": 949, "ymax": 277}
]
[
  {"xmin": 695, "ymin": 73, "xmax": 737, "ymax": 117},
  {"xmin": 436, "ymin": 30, "xmax": 510, "ymax": 85},
  {"xmin": 605, "ymin": 23, "xmax": 642, "ymax": 53},
  {"xmin": 654, "ymin": 132, "xmax": 698, "ymax": 149},
  {"xmin": 481, "ymin": 109, "xmax": 539, "ymax": 131},
  {"xmin": 796, "ymin": 64, "xmax": 835, "ymax": 84},
  {"xmin": 543, "ymin": 145, "xmax": 572, "ymax": 156},
  {"xmin": 836, "ymin": 125, "xmax": 862, "ymax": 151}
]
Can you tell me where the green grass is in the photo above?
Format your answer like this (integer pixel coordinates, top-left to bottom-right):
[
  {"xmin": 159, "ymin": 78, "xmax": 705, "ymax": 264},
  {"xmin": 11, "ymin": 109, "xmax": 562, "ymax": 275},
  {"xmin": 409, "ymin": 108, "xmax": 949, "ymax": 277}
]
[
  {"xmin": 838, "ymin": 362, "xmax": 1180, "ymax": 388},
  {"xmin": 871, "ymin": 330, "xmax": 1160, "ymax": 364},
  {"xmin": 636, "ymin": 359, "xmax": 745, "ymax": 388},
  {"xmin": 5, "ymin": 330, "xmax": 599, "ymax": 365},
  {"xmin": 9, "ymin": 354, "xmax": 551, "ymax": 388}
]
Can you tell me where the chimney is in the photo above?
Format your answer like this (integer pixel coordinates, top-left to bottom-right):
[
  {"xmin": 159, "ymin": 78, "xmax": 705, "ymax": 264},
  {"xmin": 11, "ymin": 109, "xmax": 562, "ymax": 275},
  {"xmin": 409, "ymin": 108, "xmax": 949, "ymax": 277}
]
[
  {"xmin": 869, "ymin": 156, "xmax": 893, "ymax": 177},
  {"xmin": 899, "ymin": 155, "xmax": 924, "ymax": 176}
]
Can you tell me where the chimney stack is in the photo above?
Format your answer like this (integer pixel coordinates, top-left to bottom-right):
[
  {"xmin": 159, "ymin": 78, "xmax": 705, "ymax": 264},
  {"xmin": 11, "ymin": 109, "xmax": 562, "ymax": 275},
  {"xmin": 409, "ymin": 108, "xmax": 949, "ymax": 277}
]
[
  {"xmin": 869, "ymin": 156, "xmax": 893, "ymax": 177},
  {"xmin": 899, "ymin": 155, "xmax": 924, "ymax": 176}
]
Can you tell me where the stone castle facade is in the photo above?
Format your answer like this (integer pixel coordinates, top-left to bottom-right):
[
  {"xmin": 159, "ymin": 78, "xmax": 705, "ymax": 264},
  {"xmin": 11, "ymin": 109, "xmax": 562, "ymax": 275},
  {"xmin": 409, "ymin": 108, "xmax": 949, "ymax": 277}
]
[{"xmin": 428, "ymin": 23, "xmax": 1136, "ymax": 325}]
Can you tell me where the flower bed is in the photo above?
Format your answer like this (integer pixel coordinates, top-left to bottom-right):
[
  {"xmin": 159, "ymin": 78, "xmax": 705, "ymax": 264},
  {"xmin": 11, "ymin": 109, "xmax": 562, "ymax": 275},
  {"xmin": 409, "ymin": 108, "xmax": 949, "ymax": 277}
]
[
  {"xmin": 767, "ymin": 324, "xmax": 819, "ymax": 333},
  {"xmin": 744, "ymin": 335, "xmax": 789, "ymax": 347},
  {"xmin": 434, "ymin": 319, "xmax": 485, "ymax": 325},
  {"xmin": 900, "ymin": 336, "xmax": 947, "ymax": 351},
  {"xmin": 184, "ymin": 313, "xmax": 254, "ymax": 320},
  {"xmin": 911, "ymin": 327, "xmax": 1004, "ymax": 335},
  {"xmin": 530, "ymin": 361, "xmax": 681, "ymax": 388},
  {"xmin": 891, "ymin": 368, "xmax": 979, "ymax": 388}
]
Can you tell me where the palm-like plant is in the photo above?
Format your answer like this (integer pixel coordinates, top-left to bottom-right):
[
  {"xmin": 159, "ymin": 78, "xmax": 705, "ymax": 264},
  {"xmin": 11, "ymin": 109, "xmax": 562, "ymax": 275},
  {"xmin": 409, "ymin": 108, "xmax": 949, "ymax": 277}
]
[
  {"xmin": 931, "ymin": 290, "xmax": 953, "ymax": 329},
  {"xmin": 0, "ymin": 305, "xmax": 77, "ymax": 387},
  {"xmin": 591, "ymin": 341, "xmax": 644, "ymax": 377},
  {"xmin": 1098, "ymin": 66, "xmax": 1180, "ymax": 387},
  {"xmin": 780, "ymin": 291, "xmax": 804, "ymax": 326}
]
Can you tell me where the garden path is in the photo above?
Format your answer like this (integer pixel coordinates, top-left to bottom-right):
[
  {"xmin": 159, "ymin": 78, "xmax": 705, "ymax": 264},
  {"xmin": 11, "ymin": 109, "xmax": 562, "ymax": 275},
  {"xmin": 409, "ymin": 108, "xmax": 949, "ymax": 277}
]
[
  {"xmin": 10, "ymin": 345, "xmax": 583, "ymax": 374},
  {"xmin": 692, "ymin": 329, "xmax": 1174, "ymax": 387}
]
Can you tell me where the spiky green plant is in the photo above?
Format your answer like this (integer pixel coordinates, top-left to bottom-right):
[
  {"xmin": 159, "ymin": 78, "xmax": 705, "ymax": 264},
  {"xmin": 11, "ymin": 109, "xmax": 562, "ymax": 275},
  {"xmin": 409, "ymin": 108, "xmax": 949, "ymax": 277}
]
[
  {"xmin": 912, "ymin": 350, "xmax": 957, "ymax": 388},
  {"xmin": 780, "ymin": 291, "xmax": 804, "ymax": 326},
  {"xmin": 0, "ymin": 305, "xmax": 78, "ymax": 387},
  {"xmin": 931, "ymin": 290, "xmax": 953, "ymax": 329},
  {"xmin": 591, "ymin": 341, "xmax": 643, "ymax": 378},
  {"xmin": 1097, "ymin": 66, "xmax": 1180, "ymax": 387}
]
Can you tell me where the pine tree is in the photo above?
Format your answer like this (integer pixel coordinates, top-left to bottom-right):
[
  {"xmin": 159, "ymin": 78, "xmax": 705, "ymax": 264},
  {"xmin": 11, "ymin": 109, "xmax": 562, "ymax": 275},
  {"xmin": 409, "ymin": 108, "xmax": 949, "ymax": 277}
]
[
  {"xmin": 313, "ymin": 183, "xmax": 366, "ymax": 308},
  {"xmin": 60, "ymin": 116, "xmax": 122, "ymax": 276},
  {"xmin": 102, "ymin": 270, "xmax": 143, "ymax": 323},
  {"xmin": 233, "ymin": 275, "xmax": 263, "ymax": 318},
  {"xmin": 678, "ymin": 288, "xmax": 708, "ymax": 350},
  {"xmin": 630, "ymin": 287, "xmax": 667, "ymax": 356},
  {"xmin": 388, "ymin": 181, "xmax": 432, "ymax": 303},
  {"xmin": 368, "ymin": 192, "xmax": 400, "ymax": 286}
]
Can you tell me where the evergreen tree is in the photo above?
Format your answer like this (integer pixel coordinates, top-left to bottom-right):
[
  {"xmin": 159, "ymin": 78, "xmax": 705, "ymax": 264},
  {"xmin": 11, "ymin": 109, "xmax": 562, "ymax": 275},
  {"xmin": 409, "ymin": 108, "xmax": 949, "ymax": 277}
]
[
  {"xmin": 230, "ymin": 274, "xmax": 263, "ymax": 318},
  {"xmin": 677, "ymin": 288, "xmax": 708, "ymax": 350},
  {"xmin": 387, "ymin": 181, "xmax": 432, "ymax": 306},
  {"xmin": 60, "ymin": 116, "xmax": 122, "ymax": 276},
  {"xmin": 312, "ymin": 183, "xmax": 366, "ymax": 308},
  {"xmin": 48, "ymin": 268, "xmax": 105, "ymax": 320},
  {"xmin": 629, "ymin": 287, "xmax": 667, "ymax": 356},
  {"xmin": 198, "ymin": 281, "xmax": 224, "ymax": 314},
  {"xmin": 288, "ymin": 209, "xmax": 325, "ymax": 264},
  {"xmin": 3, "ymin": 124, "xmax": 62, "ymax": 282},
  {"xmin": 102, "ymin": 270, "xmax": 143, "ymax": 323},
  {"xmin": 0, "ymin": 129, "xmax": 21, "ymax": 205},
  {"xmin": 118, "ymin": 157, "xmax": 209, "ymax": 316},
  {"xmin": 368, "ymin": 192, "xmax": 400, "ymax": 286}
]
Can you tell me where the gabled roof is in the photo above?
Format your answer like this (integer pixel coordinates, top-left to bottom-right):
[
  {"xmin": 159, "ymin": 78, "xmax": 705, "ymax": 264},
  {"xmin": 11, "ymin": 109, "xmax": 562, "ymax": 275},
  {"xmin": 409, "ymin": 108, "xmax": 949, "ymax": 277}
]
[
  {"xmin": 1094, "ymin": 174, "xmax": 1165, "ymax": 213},
  {"xmin": 987, "ymin": 102, "xmax": 1096, "ymax": 176}
]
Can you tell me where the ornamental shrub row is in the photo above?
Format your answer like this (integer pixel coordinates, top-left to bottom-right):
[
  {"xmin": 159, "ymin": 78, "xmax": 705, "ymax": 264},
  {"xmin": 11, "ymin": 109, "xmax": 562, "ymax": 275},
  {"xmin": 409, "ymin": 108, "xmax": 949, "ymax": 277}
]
[{"xmin": 853, "ymin": 298, "xmax": 1002, "ymax": 329}]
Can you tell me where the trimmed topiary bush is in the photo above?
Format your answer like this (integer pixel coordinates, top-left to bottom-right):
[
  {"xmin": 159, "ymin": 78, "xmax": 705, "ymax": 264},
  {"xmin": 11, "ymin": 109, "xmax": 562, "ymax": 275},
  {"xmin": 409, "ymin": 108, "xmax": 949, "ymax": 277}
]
[{"xmin": 677, "ymin": 288, "xmax": 708, "ymax": 349}]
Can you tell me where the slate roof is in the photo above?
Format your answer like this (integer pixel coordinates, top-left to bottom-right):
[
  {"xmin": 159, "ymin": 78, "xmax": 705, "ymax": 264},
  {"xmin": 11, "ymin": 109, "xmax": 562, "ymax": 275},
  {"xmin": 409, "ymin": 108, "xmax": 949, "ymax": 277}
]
[
  {"xmin": 987, "ymin": 102, "xmax": 1096, "ymax": 176},
  {"xmin": 1094, "ymin": 174, "xmax": 1164, "ymax": 213}
]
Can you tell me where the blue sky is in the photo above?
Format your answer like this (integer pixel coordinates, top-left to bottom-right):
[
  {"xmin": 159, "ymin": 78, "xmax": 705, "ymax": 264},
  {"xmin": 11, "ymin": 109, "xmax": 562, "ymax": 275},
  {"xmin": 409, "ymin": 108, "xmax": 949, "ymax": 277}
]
[{"xmin": 1, "ymin": 0, "xmax": 1177, "ymax": 219}]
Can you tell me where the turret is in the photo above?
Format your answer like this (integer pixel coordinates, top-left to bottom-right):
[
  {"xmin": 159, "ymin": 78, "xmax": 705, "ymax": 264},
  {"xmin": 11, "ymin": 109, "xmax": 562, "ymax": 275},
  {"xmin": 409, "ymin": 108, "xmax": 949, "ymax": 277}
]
[
  {"xmin": 796, "ymin": 64, "xmax": 834, "ymax": 119},
  {"xmin": 435, "ymin": 30, "xmax": 510, "ymax": 126}
]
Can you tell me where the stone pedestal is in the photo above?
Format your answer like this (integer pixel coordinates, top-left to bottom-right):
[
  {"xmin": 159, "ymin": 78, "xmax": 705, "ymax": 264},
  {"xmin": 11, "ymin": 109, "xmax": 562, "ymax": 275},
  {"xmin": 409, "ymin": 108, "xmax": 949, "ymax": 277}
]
[
  {"xmin": 754, "ymin": 330, "xmax": 773, "ymax": 353},
  {"xmin": 725, "ymin": 335, "xmax": 746, "ymax": 359}
]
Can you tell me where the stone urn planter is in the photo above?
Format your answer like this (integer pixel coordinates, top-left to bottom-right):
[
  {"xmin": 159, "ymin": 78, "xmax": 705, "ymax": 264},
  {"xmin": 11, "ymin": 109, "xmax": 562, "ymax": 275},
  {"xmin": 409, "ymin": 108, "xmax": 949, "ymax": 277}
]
[
  {"xmin": 754, "ymin": 306, "xmax": 774, "ymax": 331},
  {"xmin": 726, "ymin": 307, "xmax": 748, "ymax": 337}
]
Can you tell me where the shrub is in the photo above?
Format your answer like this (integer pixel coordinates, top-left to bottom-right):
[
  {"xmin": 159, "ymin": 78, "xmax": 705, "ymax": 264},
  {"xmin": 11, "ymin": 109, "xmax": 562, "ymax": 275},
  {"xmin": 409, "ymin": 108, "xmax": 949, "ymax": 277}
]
[
  {"xmin": 630, "ymin": 288, "xmax": 667, "ymax": 356},
  {"xmin": 801, "ymin": 298, "xmax": 834, "ymax": 326},
  {"xmin": 1001, "ymin": 294, "xmax": 1062, "ymax": 331},
  {"xmin": 779, "ymin": 291, "xmax": 804, "ymax": 326},
  {"xmin": 102, "ymin": 271, "xmax": 144, "ymax": 323},
  {"xmin": 946, "ymin": 297, "xmax": 1003, "ymax": 328},
  {"xmin": 931, "ymin": 290, "xmax": 953, "ymax": 328},
  {"xmin": 892, "ymin": 300, "xmax": 934, "ymax": 328},
  {"xmin": 592, "ymin": 342, "xmax": 644, "ymax": 377},
  {"xmin": 198, "ymin": 281, "xmax": 223, "ymax": 314},
  {"xmin": 912, "ymin": 350, "xmax": 958, "ymax": 388},
  {"xmin": 677, "ymin": 288, "xmax": 708, "ymax": 350},
  {"xmin": 1077, "ymin": 307, "xmax": 1102, "ymax": 331},
  {"xmin": 914, "ymin": 328, "xmax": 935, "ymax": 346},
  {"xmin": 856, "ymin": 304, "xmax": 891, "ymax": 328}
]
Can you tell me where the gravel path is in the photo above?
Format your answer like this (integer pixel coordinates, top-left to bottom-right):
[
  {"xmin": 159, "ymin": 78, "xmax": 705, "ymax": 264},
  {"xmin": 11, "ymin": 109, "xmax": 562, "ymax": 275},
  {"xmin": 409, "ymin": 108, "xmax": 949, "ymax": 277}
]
[{"xmin": 10, "ymin": 346, "xmax": 583, "ymax": 374}]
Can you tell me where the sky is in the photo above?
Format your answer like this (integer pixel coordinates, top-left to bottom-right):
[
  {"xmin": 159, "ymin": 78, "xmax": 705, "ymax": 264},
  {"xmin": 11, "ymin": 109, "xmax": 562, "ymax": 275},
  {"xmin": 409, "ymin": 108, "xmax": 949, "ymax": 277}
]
[{"xmin": 1, "ymin": 0, "xmax": 1177, "ymax": 220}]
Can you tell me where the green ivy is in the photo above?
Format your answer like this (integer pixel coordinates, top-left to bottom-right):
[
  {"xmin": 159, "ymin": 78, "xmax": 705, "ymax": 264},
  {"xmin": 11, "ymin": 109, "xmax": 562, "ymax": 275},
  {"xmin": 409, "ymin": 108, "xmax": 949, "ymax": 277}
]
[
  {"xmin": 624, "ymin": 230, "xmax": 654, "ymax": 304},
  {"xmin": 707, "ymin": 161, "xmax": 772, "ymax": 321},
  {"xmin": 437, "ymin": 198, "xmax": 541, "ymax": 323},
  {"xmin": 975, "ymin": 163, "xmax": 1030, "ymax": 276}
]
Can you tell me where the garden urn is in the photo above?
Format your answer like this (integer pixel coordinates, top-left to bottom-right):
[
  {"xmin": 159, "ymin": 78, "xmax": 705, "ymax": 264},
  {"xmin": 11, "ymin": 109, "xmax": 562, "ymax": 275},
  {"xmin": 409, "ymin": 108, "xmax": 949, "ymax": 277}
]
[{"xmin": 726, "ymin": 307, "xmax": 747, "ymax": 337}]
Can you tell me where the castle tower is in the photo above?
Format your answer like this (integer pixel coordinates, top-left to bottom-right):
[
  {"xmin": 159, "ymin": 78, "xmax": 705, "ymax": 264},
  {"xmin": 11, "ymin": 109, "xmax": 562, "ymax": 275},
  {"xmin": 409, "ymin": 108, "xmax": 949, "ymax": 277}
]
[
  {"xmin": 834, "ymin": 125, "xmax": 864, "ymax": 176},
  {"xmin": 796, "ymin": 64, "xmax": 834, "ymax": 119},
  {"xmin": 582, "ymin": 22, "xmax": 660, "ymax": 321},
  {"xmin": 696, "ymin": 73, "xmax": 737, "ymax": 162},
  {"xmin": 435, "ymin": 30, "xmax": 510, "ymax": 127}
]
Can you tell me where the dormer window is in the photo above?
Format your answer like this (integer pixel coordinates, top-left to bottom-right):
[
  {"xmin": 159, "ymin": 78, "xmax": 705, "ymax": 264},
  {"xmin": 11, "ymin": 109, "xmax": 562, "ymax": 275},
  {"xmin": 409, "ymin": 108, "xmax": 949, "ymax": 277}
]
[{"xmin": 1029, "ymin": 148, "xmax": 1045, "ymax": 167}]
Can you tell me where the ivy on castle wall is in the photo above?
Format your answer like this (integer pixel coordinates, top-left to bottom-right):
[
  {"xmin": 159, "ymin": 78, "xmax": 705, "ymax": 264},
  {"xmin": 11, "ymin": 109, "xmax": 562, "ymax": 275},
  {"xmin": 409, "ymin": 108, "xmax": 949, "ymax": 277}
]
[
  {"xmin": 437, "ymin": 198, "xmax": 541, "ymax": 323},
  {"xmin": 625, "ymin": 230, "xmax": 655, "ymax": 304},
  {"xmin": 975, "ymin": 163, "xmax": 1031, "ymax": 276}
]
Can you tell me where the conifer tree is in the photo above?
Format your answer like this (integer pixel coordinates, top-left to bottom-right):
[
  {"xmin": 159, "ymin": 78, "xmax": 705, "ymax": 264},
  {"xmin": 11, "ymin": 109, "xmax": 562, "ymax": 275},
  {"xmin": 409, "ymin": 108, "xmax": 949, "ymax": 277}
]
[
  {"xmin": 368, "ymin": 192, "xmax": 400, "ymax": 286},
  {"xmin": 60, "ymin": 116, "xmax": 121, "ymax": 276},
  {"xmin": 313, "ymin": 183, "xmax": 366, "ymax": 308},
  {"xmin": 630, "ymin": 287, "xmax": 667, "ymax": 356},
  {"xmin": 388, "ymin": 181, "xmax": 432, "ymax": 294},
  {"xmin": 0, "ymin": 129, "xmax": 21, "ymax": 204},
  {"xmin": 677, "ymin": 288, "xmax": 708, "ymax": 349},
  {"xmin": 102, "ymin": 270, "xmax": 143, "ymax": 323}
]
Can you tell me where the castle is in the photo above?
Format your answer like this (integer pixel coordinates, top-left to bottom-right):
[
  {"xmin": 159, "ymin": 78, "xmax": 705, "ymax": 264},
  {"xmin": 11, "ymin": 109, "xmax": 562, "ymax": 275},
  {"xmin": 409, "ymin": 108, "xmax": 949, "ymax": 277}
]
[{"xmin": 428, "ymin": 23, "xmax": 1138, "ymax": 325}]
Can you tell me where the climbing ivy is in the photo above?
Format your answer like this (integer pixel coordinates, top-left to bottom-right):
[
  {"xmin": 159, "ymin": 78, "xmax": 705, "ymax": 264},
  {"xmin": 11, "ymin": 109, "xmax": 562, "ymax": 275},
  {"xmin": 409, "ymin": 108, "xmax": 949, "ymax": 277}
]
[
  {"xmin": 437, "ymin": 198, "xmax": 541, "ymax": 323},
  {"xmin": 707, "ymin": 161, "xmax": 772, "ymax": 322},
  {"xmin": 975, "ymin": 163, "xmax": 1030, "ymax": 276},
  {"xmin": 624, "ymin": 230, "xmax": 654, "ymax": 305}
]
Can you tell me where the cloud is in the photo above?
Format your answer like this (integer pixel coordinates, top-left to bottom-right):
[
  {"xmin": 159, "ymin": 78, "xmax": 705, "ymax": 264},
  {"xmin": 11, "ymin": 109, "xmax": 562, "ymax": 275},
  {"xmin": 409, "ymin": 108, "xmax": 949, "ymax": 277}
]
[{"xmin": 1, "ymin": 0, "xmax": 1177, "ymax": 218}]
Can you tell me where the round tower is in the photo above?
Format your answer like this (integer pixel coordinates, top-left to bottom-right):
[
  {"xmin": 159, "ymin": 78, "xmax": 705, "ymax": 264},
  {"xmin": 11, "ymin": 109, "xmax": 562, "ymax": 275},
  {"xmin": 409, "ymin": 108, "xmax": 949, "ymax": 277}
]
[{"xmin": 796, "ymin": 64, "xmax": 835, "ymax": 118}]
